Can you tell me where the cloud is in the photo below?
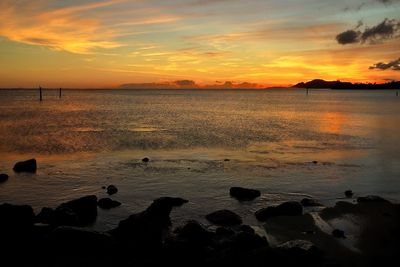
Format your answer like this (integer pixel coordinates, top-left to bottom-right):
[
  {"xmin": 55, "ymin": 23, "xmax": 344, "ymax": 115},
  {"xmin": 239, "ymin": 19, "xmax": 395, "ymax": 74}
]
[
  {"xmin": 336, "ymin": 30, "xmax": 361, "ymax": 44},
  {"xmin": 369, "ymin": 58, "xmax": 400, "ymax": 70},
  {"xmin": 336, "ymin": 19, "xmax": 400, "ymax": 45}
]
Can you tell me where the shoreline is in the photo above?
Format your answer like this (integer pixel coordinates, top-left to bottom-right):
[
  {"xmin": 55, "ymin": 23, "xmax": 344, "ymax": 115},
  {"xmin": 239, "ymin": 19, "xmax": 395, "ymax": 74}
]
[{"xmin": 1, "ymin": 170, "xmax": 399, "ymax": 267}]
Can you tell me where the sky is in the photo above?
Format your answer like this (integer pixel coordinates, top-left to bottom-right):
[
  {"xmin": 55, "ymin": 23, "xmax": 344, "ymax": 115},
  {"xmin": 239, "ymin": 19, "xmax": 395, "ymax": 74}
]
[{"xmin": 0, "ymin": 0, "xmax": 399, "ymax": 88}]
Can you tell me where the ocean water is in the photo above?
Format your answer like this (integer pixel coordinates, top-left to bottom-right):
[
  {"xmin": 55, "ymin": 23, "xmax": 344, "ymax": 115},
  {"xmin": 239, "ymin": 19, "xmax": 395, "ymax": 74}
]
[{"xmin": 0, "ymin": 89, "xmax": 399, "ymax": 230}]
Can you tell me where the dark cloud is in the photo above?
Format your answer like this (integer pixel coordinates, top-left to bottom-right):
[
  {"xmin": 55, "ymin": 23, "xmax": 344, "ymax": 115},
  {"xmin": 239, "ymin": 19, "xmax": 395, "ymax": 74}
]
[
  {"xmin": 361, "ymin": 19, "xmax": 400, "ymax": 43},
  {"xmin": 369, "ymin": 58, "xmax": 400, "ymax": 71},
  {"xmin": 336, "ymin": 30, "xmax": 361, "ymax": 44},
  {"xmin": 174, "ymin": 80, "xmax": 197, "ymax": 86},
  {"xmin": 336, "ymin": 18, "xmax": 400, "ymax": 45}
]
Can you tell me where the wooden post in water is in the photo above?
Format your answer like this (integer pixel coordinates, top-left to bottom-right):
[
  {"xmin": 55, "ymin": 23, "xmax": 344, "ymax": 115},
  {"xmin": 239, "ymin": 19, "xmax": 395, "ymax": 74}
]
[
  {"xmin": 306, "ymin": 88, "xmax": 309, "ymax": 95},
  {"xmin": 59, "ymin": 88, "xmax": 62, "ymax": 98},
  {"xmin": 396, "ymin": 91, "xmax": 399, "ymax": 97},
  {"xmin": 39, "ymin": 86, "xmax": 43, "ymax": 101}
]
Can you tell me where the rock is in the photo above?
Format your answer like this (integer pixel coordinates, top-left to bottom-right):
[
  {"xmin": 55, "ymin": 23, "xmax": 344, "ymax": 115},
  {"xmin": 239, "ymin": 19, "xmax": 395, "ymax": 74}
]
[
  {"xmin": 0, "ymin": 173, "xmax": 9, "ymax": 183},
  {"xmin": 98, "ymin": 198, "xmax": 121, "ymax": 209},
  {"xmin": 312, "ymin": 161, "xmax": 318, "ymax": 164},
  {"xmin": 332, "ymin": 229, "xmax": 346, "ymax": 238},
  {"xmin": 300, "ymin": 198, "xmax": 322, "ymax": 207},
  {"xmin": 239, "ymin": 224, "xmax": 255, "ymax": 234},
  {"xmin": 229, "ymin": 187, "xmax": 261, "ymax": 201},
  {"xmin": 107, "ymin": 185, "xmax": 118, "ymax": 195},
  {"xmin": 215, "ymin": 227, "xmax": 235, "ymax": 236},
  {"xmin": 206, "ymin": 210, "xmax": 242, "ymax": 226},
  {"xmin": 101, "ymin": 186, "xmax": 106, "ymax": 189},
  {"xmin": 357, "ymin": 195, "xmax": 390, "ymax": 203},
  {"xmin": 176, "ymin": 220, "xmax": 214, "ymax": 245},
  {"xmin": 13, "ymin": 158, "xmax": 37, "ymax": 173},
  {"xmin": 142, "ymin": 157, "xmax": 150, "ymax": 162},
  {"xmin": 255, "ymin": 201, "xmax": 303, "ymax": 221},
  {"xmin": 0, "ymin": 203, "xmax": 35, "ymax": 229},
  {"xmin": 36, "ymin": 207, "xmax": 56, "ymax": 224},
  {"xmin": 45, "ymin": 226, "xmax": 117, "ymax": 266},
  {"xmin": 111, "ymin": 197, "xmax": 188, "ymax": 253},
  {"xmin": 345, "ymin": 190, "xmax": 353, "ymax": 198},
  {"xmin": 54, "ymin": 195, "xmax": 98, "ymax": 226},
  {"xmin": 224, "ymin": 159, "xmax": 230, "ymax": 162},
  {"xmin": 278, "ymin": 240, "xmax": 321, "ymax": 261}
]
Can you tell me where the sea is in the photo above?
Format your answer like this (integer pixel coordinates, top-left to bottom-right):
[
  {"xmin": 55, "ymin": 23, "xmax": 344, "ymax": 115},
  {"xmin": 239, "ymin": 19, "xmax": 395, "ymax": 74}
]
[{"xmin": 0, "ymin": 88, "xmax": 399, "ymax": 230}]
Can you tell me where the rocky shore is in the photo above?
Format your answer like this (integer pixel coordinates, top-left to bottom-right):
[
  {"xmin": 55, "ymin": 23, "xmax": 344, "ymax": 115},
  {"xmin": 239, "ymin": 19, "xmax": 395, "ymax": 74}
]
[
  {"xmin": 1, "ymin": 192, "xmax": 399, "ymax": 267},
  {"xmin": 1, "ymin": 161, "xmax": 400, "ymax": 267}
]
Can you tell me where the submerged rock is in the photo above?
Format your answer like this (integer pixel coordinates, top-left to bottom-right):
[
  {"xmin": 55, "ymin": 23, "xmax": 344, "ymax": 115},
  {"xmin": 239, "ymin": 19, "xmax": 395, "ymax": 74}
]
[
  {"xmin": 206, "ymin": 210, "xmax": 242, "ymax": 226},
  {"xmin": 107, "ymin": 185, "xmax": 118, "ymax": 195},
  {"xmin": 175, "ymin": 220, "xmax": 214, "ymax": 245},
  {"xmin": 255, "ymin": 201, "xmax": 303, "ymax": 221},
  {"xmin": 13, "ymin": 158, "xmax": 37, "ymax": 173},
  {"xmin": 278, "ymin": 240, "xmax": 321, "ymax": 261},
  {"xmin": 301, "ymin": 198, "xmax": 322, "ymax": 207},
  {"xmin": 230, "ymin": 187, "xmax": 261, "ymax": 201},
  {"xmin": 0, "ymin": 173, "xmax": 9, "ymax": 183},
  {"xmin": 98, "ymin": 198, "xmax": 121, "ymax": 209},
  {"xmin": 142, "ymin": 157, "xmax": 150, "ymax": 162}
]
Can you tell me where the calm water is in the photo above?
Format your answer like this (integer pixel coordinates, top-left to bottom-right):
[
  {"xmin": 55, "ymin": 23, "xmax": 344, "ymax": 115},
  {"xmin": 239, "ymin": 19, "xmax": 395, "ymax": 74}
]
[{"xmin": 0, "ymin": 89, "xmax": 399, "ymax": 230}]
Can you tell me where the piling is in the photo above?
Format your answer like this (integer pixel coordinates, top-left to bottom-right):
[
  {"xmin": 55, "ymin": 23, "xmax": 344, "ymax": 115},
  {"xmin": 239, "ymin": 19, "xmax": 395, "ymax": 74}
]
[
  {"xmin": 59, "ymin": 88, "xmax": 62, "ymax": 98},
  {"xmin": 39, "ymin": 86, "xmax": 42, "ymax": 101}
]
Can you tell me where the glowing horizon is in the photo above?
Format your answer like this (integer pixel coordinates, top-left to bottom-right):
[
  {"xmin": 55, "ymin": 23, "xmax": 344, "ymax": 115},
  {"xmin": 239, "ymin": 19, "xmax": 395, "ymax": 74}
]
[{"xmin": 0, "ymin": 0, "xmax": 399, "ymax": 88}]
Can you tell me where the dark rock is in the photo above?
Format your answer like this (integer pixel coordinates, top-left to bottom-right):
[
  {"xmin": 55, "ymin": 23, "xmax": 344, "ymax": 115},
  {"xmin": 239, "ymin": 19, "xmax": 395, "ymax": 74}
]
[
  {"xmin": 224, "ymin": 159, "xmax": 230, "ymax": 162},
  {"xmin": 231, "ymin": 231, "xmax": 269, "ymax": 251},
  {"xmin": 0, "ymin": 173, "xmax": 9, "ymax": 183},
  {"xmin": 98, "ymin": 198, "xmax": 121, "ymax": 209},
  {"xmin": 54, "ymin": 195, "xmax": 98, "ymax": 226},
  {"xmin": 357, "ymin": 195, "xmax": 390, "ymax": 203},
  {"xmin": 301, "ymin": 198, "xmax": 322, "ymax": 207},
  {"xmin": 142, "ymin": 157, "xmax": 150, "ymax": 162},
  {"xmin": 0, "ymin": 203, "xmax": 35, "ymax": 229},
  {"xmin": 45, "ymin": 226, "xmax": 117, "ymax": 266},
  {"xmin": 332, "ymin": 229, "xmax": 346, "ymax": 238},
  {"xmin": 111, "ymin": 197, "xmax": 188, "ymax": 253},
  {"xmin": 101, "ymin": 186, "xmax": 106, "ymax": 189},
  {"xmin": 176, "ymin": 220, "xmax": 214, "ymax": 245},
  {"xmin": 107, "ymin": 185, "xmax": 118, "ymax": 195},
  {"xmin": 36, "ymin": 207, "xmax": 56, "ymax": 224},
  {"xmin": 206, "ymin": 210, "xmax": 242, "ymax": 226},
  {"xmin": 229, "ymin": 187, "xmax": 261, "ymax": 201},
  {"xmin": 278, "ymin": 240, "xmax": 321, "ymax": 261},
  {"xmin": 312, "ymin": 161, "xmax": 318, "ymax": 164},
  {"xmin": 345, "ymin": 190, "xmax": 353, "ymax": 198},
  {"xmin": 239, "ymin": 224, "xmax": 255, "ymax": 234},
  {"xmin": 13, "ymin": 158, "xmax": 37, "ymax": 173},
  {"xmin": 215, "ymin": 227, "xmax": 235, "ymax": 236},
  {"xmin": 255, "ymin": 201, "xmax": 303, "ymax": 221}
]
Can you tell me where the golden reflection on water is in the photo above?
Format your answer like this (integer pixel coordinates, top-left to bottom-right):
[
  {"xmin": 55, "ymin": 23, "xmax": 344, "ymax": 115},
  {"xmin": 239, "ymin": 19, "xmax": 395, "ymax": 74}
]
[{"xmin": 319, "ymin": 112, "xmax": 347, "ymax": 134}]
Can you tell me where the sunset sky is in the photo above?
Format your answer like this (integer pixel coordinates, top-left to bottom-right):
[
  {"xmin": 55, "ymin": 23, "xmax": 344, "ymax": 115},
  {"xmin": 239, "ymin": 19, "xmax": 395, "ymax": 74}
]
[{"xmin": 0, "ymin": 0, "xmax": 399, "ymax": 88}]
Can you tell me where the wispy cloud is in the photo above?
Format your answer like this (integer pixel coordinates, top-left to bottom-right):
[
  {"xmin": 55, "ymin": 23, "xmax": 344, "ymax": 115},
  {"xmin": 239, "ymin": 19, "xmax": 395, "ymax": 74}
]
[{"xmin": 369, "ymin": 58, "xmax": 400, "ymax": 70}]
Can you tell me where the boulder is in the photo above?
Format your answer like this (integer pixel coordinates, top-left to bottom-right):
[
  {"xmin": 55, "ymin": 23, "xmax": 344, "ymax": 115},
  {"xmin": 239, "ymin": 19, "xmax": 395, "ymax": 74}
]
[
  {"xmin": 344, "ymin": 190, "xmax": 353, "ymax": 198},
  {"xmin": 357, "ymin": 195, "xmax": 390, "ymax": 203},
  {"xmin": 107, "ymin": 185, "xmax": 118, "ymax": 195},
  {"xmin": 111, "ymin": 197, "xmax": 188, "ymax": 253},
  {"xmin": 229, "ymin": 187, "xmax": 261, "ymax": 201},
  {"xmin": 142, "ymin": 157, "xmax": 150, "ymax": 162},
  {"xmin": 0, "ymin": 203, "xmax": 35, "ymax": 229},
  {"xmin": 43, "ymin": 195, "xmax": 98, "ymax": 226},
  {"xmin": 300, "ymin": 198, "xmax": 322, "ymax": 207},
  {"xmin": 277, "ymin": 240, "xmax": 321, "ymax": 262},
  {"xmin": 45, "ymin": 226, "xmax": 117, "ymax": 266},
  {"xmin": 206, "ymin": 210, "xmax": 242, "ymax": 226},
  {"xmin": 255, "ymin": 201, "xmax": 303, "ymax": 221},
  {"xmin": 332, "ymin": 229, "xmax": 345, "ymax": 238},
  {"xmin": 175, "ymin": 220, "xmax": 214, "ymax": 245},
  {"xmin": 98, "ymin": 198, "xmax": 121, "ymax": 209},
  {"xmin": 0, "ymin": 173, "xmax": 9, "ymax": 183},
  {"xmin": 13, "ymin": 158, "xmax": 37, "ymax": 172}
]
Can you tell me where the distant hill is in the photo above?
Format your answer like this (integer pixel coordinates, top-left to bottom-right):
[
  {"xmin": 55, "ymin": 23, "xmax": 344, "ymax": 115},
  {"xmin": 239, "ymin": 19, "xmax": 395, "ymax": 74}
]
[{"xmin": 293, "ymin": 79, "xmax": 400, "ymax": 90}]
